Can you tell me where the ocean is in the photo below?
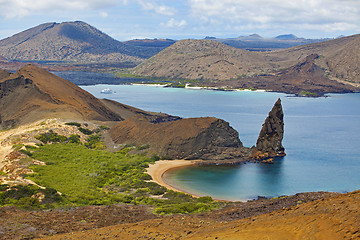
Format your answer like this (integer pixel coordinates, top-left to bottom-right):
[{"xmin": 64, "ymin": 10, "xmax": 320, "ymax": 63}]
[{"xmin": 79, "ymin": 82, "xmax": 360, "ymax": 201}]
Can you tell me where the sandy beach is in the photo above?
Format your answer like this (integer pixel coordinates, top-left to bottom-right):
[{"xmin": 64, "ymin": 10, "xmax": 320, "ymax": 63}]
[{"xmin": 146, "ymin": 160, "xmax": 198, "ymax": 194}]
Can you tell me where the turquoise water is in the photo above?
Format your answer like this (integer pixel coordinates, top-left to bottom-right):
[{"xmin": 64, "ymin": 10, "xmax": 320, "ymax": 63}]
[{"xmin": 81, "ymin": 84, "xmax": 360, "ymax": 201}]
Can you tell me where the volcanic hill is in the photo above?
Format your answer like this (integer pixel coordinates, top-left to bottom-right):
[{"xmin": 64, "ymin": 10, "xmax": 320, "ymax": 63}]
[
  {"xmin": 0, "ymin": 65, "xmax": 177, "ymax": 129},
  {"xmin": 0, "ymin": 21, "xmax": 157, "ymax": 64},
  {"xmin": 132, "ymin": 35, "xmax": 360, "ymax": 94},
  {"xmin": 132, "ymin": 39, "xmax": 273, "ymax": 80},
  {"xmin": 265, "ymin": 33, "xmax": 360, "ymax": 84}
]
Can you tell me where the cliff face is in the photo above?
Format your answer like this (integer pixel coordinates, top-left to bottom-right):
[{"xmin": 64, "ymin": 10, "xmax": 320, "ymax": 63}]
[
  {"xmin": 253, "ymin": 98, "xmax": 285, "ymax": 159},
  {"xmin": 110, "ymin": 117, "xmax": 248, "ymax": 160}
]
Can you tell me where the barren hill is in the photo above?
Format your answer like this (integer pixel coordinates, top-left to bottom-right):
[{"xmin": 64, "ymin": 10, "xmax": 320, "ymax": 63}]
[
  {"xmin": 0, "ymin": 65, "xmax": 123, "ymax": 128},
  {"xmin": 0, "ymin": 65, "xmax": 176, "ymax": 129},
  {"xmin": 204, "ymin": 54, "xmax": 357, "ymax": 96},
  {"xmin": 132, "ymin": 39, "xmax": 274, "ymax": 80},
  {"xmin": 132, "ymin": 35, "xmax": 360, "ymax": 90},
  {"xmin": 0, "ymin": 21, "xmax": 156, "ymax": 63},
  {"xmin": 265, "ymin": 34, "xmax": 360, "ymax": 84}
]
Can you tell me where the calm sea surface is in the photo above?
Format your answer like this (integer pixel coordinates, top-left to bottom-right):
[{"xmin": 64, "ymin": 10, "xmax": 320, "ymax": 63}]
[{"xmin": 77, "ymin": 80, "xmax": 360, "ymax": 201}]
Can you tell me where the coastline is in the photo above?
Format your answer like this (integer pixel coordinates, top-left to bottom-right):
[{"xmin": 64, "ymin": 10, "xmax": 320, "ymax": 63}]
[
  {"xmin": 130, "ymin": 82, "xmax": 267, "ymax": 92},
  {"xmin": 146, "ymin": 160, "xmax": 200, "ymax": 197}
]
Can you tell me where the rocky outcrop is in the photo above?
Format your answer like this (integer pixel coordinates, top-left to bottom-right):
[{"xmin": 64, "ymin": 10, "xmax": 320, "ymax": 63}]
[
  {"xmin": 252, "ymin": 98, "xmax": 285, "ymax": 160},
  {"xmin": 110, "ymin": 117, "xmax": 249, "ymax": 160}
]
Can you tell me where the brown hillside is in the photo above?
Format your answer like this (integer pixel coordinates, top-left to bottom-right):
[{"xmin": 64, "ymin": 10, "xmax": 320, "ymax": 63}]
[
  {"xmin": 266, "ymin": 34, "xmax": 360, "ymax": 84},
  {"xmin": 110, "ymin": 116, "xmax": 249, "ymax": 160},
  {"xmin": 0, "ymin": 64, "xmax": 124, "ymax": 128},
  {"xmin": 100, "ymin": 99, "xmax": 181, "ymax": 123},
  {"xmin": 204, "ymin": 54, "xmax": 357, "ymax": 96},
  {"xmin": 132, "ymin": 35, "xmax": 360, "ymax": 90},
  {"xmin": 132, "ymin": 39, "xmax": 274, "ymax": 80},
  {"xmin": 0, "ymin": 65, "xmax": 184, "ymax": 129},
  {"xmin": 42, "ymin": 190, "xmax": 360, "ymax": 239},
  {"xmin": 0, "ymin": 21, "xmax": 152, "ymax": 63}
]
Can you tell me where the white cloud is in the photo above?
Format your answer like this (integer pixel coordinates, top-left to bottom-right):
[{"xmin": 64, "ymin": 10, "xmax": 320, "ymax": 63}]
[
  {"xmin": 189, "ymin": 0, "xmax": 360, "ymax": 32},
  {"xmin": 0, "ymin": 0, "xmax": 118, "ymax": 18},
  {"xmin": 99, "ymin": 11, "xmax": 109, "ymax": 18},
  {"xmin": 161, "ymin": 18, "xmax": 187, "ymax": 28},
  {"xmin": 137, "ymin": 0, "xmax": 176, "ymax": 16}
]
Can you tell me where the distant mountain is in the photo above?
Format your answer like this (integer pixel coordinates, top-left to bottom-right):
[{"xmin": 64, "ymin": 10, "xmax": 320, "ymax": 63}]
[
  {"xmin": 0, "ymin": 21, "xmax": 159, "ymax": 64},
  {"xmin": 132, "ymin": 39, "xmax": 272, "ymax": 80},
  {"xmin": 215, "ymin": 34, "xmax": 330, "ymax": 51},
  {"xmin": 123, "ymin": 39, "xmax": 176, "ymax": 49},
  {"xmin": 274, "ymin": 34, "xmax": 298, "ymax": 40},
  {"xmin": 238, "ymin": 34, "xmax": 264, "ymax": 41}
]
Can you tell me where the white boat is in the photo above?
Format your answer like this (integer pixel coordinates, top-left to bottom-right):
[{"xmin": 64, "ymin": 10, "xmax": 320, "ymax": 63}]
[{"xmin": 100, "ymin": 88, "xmax": 113, "ymax": 94}]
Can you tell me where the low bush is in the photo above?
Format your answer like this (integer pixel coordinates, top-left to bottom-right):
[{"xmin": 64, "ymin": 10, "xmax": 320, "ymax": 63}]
[
  {"xmin": 0, "ymin": 184, "xmax": 64, "ymax": 209},
  {"xmin": 65, "ymin": 122, "xmax": 81, "ymax": 127},
  {"xmin": 35, "ymin": 130, "xmax": 67, "ymax": 144},
  {"xmin": 78, "ymin": 127, "xmax": 93, "ymax": 135}
]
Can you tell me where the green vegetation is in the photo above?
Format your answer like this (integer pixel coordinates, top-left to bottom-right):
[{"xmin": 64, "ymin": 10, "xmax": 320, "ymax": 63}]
[
  {"xmin": 35, "ymin": 130, "xmax": 67, "ymax": 144},
  {"xmin": 24, "ymin": 143, "xmax": 220, "ymax": 213},
  {"xmin": 166, "ymin": 82, "xmax": 186, "ymax": 88},
  {"xmin": 78, "ymin": 127, "xmax": 93, "ymax": 135},
  {"xmin": 65, "ymin": 122, "xmax": 81, "ymax": 127},
  {"xmin": 7, "ymin": 128, "xmax": 221, "ymax": 213},
  {"xmin": 0, "ymin": 184, "xmax": 63, "ymax": 209},
  {"xmin": 299, "ymin": 91, "xmax": 319, "ymax": 97},
  {"xmin": 84, "ymin": 134, "xmax": 106, "ymax": 150}
]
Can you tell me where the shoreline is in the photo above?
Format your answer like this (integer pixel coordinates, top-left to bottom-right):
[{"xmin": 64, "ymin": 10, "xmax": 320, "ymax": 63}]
[
  {"xmin": 146, "ymin": 160, "xmax": 200, "ymax": 197},
  {"xmin": 130, "ymin": 82, "xmax": 267, "ymax": 92}
]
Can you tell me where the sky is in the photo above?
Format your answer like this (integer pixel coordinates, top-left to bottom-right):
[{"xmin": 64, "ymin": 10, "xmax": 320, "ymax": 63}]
[{"xmin": 0, "ymin": 0, "xmax": 359, "ymax": 41}]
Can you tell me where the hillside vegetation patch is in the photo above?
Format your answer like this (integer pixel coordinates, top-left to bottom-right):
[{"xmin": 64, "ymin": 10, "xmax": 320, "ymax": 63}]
[{"xmin": 9, "ymin": 130, "xmax": 222, "ymax": 214}]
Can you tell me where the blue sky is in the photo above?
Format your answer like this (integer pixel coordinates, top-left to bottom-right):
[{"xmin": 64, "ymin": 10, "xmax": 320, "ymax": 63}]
[{"xmin": 0, "ymin": 0, "xmax": 359, "ymax": 41}]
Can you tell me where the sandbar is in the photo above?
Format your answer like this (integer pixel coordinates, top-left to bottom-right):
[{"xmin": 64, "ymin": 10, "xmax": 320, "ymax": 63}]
[{"xmin": 146, "ymin": 160, "xmax": 198, "ymax": 195}]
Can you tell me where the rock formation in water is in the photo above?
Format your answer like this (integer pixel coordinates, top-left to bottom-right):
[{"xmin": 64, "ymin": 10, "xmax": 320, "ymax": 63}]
[{"xmin": 252, "ymin": 98, "xmax": 285, "ymax": 161}]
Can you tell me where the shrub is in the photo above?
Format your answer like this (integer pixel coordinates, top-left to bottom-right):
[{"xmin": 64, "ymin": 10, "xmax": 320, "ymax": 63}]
[
  {"xmin": 65, "ymin": 122, "xmax": 81, "ymax": 127},
  {"xmin": 150, "ymin": 154, "xmax": 160, "ymax": 161},
  {"xmin": 84, "ymin": 134, "xmax": 103, "ymax": 149},
  {"xmin": 78, "ymin": 127, "xmax": 93, "ymax": 135},
  {"xmin": 68, "ymin": 134, "xmax": 81, "ymax": 144},
  {"xmin": 35, "ymin": 130, "xmax": 67, "ymax": 144},
  {"xmin": 19, "ymin": 149, "xmax": 33, "ymax": 157},
  {"xmin": 137, "ymin": 144, "xmax": 150, "ymax": 150}
]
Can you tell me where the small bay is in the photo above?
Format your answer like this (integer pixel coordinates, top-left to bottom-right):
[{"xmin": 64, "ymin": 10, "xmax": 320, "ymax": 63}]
[{"xmin": 75, "ymin": 76, "xmax": 360, "ymax": 201}]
